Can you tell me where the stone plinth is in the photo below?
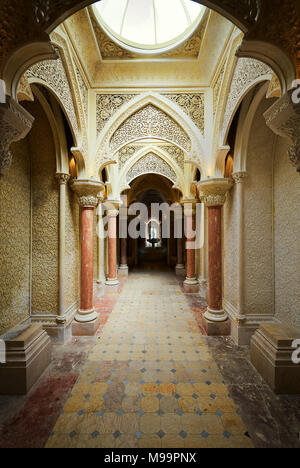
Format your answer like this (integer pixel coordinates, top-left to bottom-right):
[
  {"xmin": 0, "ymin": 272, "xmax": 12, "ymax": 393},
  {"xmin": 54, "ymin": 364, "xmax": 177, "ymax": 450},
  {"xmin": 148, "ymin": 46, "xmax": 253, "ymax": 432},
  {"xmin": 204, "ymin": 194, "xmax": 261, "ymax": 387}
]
[
  {"xmin": 0, "ymin": 324, "xmax": 51, "ymax": 395},
  {"xmin": 202, "ymin": 316, "xmax": 231, "ymax": 336},
  {"xmin": 72, "ymin": 316, "xmax": 100, "ymax": 337},
  {"xmin": 251, "ymin": 323, "xmax": 300, "ymax": 394}
]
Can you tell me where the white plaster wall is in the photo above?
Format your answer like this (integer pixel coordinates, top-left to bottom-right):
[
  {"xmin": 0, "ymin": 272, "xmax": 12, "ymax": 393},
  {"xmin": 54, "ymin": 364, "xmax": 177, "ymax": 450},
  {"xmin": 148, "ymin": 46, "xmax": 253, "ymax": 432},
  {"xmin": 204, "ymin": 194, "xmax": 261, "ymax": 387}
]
[
  {"xmin": 273, "ymin": 137, "xmax": 300, "ymax": 330},
  {"xmin": 223, "ymin": 183, "xmax": 238, "ymax": 309},
  {"xmin": 243, "ymin": 99, "xmax": 274, "ymax": 316}
]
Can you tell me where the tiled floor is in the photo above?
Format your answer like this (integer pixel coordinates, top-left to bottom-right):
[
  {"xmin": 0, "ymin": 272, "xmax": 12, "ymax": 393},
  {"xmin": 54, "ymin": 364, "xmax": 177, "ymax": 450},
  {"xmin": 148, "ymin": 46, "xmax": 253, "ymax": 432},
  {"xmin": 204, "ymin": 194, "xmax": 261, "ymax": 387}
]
[
  {"xmin": 46, "ymin": 267, "xmax": 252, "ymax": 448},
  {"xmin": 0, "ymin": 265, "xmax": 299, "ymax": 448}
]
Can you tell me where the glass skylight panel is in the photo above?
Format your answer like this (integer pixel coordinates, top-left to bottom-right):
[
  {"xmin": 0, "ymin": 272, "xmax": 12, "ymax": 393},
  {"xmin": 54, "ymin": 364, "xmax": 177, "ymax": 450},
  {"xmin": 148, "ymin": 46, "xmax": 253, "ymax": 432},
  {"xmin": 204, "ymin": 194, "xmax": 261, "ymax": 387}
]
[
  {"xmin": 94, "ymin": 0, "xmax": 204, "ymax": 52},
  {"xmin": 97, "ymin": 0, "xmax": 127, "ymax": 35},
  {"xmin": 155, "ymin": 0, "xmax": 189, "ymax": 44},
  {"xmin": 122, "ymin": 0, "xmax": 156, "ymax": 45}
]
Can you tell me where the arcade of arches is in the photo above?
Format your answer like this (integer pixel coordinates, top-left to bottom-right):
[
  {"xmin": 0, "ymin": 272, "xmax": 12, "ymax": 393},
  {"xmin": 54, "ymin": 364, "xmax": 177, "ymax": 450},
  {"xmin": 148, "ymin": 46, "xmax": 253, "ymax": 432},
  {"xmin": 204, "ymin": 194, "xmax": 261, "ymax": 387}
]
[{"xmin": 0, "ymin": 0, "xmax": 299, "ymax": 449}]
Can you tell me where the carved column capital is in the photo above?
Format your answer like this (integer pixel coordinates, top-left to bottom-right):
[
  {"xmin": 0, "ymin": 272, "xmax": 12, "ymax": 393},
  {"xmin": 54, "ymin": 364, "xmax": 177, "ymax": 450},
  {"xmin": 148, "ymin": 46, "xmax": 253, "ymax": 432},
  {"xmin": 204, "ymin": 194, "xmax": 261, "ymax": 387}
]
[
  {"xmin": 264, "ymin": 90, "xmax": 300, "ymax": 173},
  {"xmin": 56, "ymin": 173, "xmax": 70, "ymax": 185},
  {"xmin": 70, "ymin": 179, "xmax": 105, "ymax": 208},
  {"xmin": 197, "ymin": 178, "xmax": 233, "ymax": 206},
  {"xmin": 0, "ymin": 97, "xmax": 34, "ymax": 176},
  {"xmin": 232, "ymin": 172, "xmax": 248, "ymax": 183}
]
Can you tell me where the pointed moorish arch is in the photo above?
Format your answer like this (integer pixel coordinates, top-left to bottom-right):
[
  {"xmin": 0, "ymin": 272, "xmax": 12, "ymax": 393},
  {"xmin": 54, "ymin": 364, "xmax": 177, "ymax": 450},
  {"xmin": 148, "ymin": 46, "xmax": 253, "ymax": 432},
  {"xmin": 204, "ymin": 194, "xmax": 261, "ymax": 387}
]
[
  {"xmin": 94, "ymin": 92, "xmax": 208, "ymax": 177},
  {"xmin": 118, "ymin": 145, "xmax": 187, "ymax": 195}
]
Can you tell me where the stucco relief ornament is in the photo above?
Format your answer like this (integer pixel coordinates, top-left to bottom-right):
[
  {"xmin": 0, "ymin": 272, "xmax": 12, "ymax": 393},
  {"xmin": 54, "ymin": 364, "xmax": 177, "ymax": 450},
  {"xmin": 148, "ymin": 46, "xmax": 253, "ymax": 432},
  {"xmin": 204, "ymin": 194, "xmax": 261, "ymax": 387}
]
[
  {"xmin": 232, "ymin": 172, "xmax": 248, "ymax": 184},
  {"xmin": 264, "ymin": 90, "xmax": 300, "ymax": 173},
  {"xmin": 198, "ymin": 178, "xmax": 234, "ymax": 206},
  {"xmin": 0, "ymin": 97, "xmax": 34, "ymax": 176},
  {"xmin": 77, "ymin": 196, "xmax": 99, "ymax": 208},
  {"xmin": 56, "ymin": 173, "xmax": 70, "ymax": 185}
]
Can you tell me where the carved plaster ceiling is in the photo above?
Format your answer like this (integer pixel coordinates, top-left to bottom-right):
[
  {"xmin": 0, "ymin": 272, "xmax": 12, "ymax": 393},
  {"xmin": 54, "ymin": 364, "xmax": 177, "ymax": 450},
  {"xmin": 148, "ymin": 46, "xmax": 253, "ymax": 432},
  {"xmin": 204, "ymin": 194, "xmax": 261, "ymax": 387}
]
[
  {"xmin": 118, "ymin": 143, "xmax": 185, "ymax": 170},
  {"xmin": 163, "ymin": 93, "xmax": 205, "ymax": 134},
  {"xmin": 96, "ymin": 94, "xmax": 137, "ymax": 135},
  {"xmin": 126, "ymin": 153, "xmax": 177, "ymax": 184},
  {"xmin": 110, "ymin": 105, "xmax": 191, "ymax": 152}
]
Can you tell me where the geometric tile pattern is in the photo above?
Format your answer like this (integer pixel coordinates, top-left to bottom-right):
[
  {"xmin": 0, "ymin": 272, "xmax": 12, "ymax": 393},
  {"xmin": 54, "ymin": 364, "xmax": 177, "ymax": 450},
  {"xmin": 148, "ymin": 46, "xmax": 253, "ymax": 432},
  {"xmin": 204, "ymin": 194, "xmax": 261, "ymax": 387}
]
[{"xmin": 46, "ymin": 269, "xmax": 253, "ymax": 448}]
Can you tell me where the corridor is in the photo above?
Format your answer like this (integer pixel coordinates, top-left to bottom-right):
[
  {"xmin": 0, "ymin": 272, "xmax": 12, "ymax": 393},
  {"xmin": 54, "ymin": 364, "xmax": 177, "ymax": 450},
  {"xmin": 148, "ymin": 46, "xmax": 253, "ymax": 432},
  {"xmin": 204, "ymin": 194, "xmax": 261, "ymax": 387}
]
[
  {"xmin": 46, "ymin": 267, "xmax": 252, "ymax": 448},
  {"xmin": 1, "ymin": 268, "xmax": 299, "ymax": 448}
]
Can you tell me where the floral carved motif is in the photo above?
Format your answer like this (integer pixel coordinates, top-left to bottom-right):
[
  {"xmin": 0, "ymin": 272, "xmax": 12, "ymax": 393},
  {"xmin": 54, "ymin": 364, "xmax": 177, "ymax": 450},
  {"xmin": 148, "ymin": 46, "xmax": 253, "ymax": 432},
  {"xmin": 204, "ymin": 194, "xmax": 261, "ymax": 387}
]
[
  {"xmin": 127, "ymin": 153, "xmax": 177, "ymax": 184},
  {"xmin": 118, "ymin": 146, "xmax": 138, "ymax": 168},
  {"xmin": 110, "ymin": 105, "xmax": 191, "ymax": 152},
  {"xmin": 163, "ymin": 94, "xmax": 205, "ymax": 134},
  {"xmin": 96, "ymin": 95, "xmax": 137, "ymax": 136},
  {"xmin": 221, "ymin": 58, "xmax": 272, "ymax": 141},
  {"xmin": 26, "ymin": 47, "xmax": 79, "ymax": 139}
]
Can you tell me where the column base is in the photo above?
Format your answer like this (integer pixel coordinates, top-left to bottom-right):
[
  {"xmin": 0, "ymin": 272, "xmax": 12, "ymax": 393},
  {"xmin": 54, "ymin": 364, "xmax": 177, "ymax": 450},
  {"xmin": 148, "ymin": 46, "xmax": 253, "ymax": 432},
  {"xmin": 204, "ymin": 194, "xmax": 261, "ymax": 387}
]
[
  {"xmin": 72, "ymin": 316, "xmax": 100, "ymax": 336},
  {"xmin": 204, "ymin": 307, "xmax": 228, "ymax": 322},
  {"xmin": 105, "ymin": 277, "xmax": 120, "ymax": 286},
  {"xmin": 202, "ymin": 316, "xmax": 231, "ymax": 336},
  {"xmin": 175, "ymin": 265, "xmax": 186, "ymax": 277},
  {"xmin": 75, "ymin": 308, "xmax": 98, "ymax": 323},
  {"xmin": 183, "ymin": 278, "xmax": 199, "ymax": 293},
  {"xmin": 118, "ymin": 265, "xmax": 129, "ymax": 276}
]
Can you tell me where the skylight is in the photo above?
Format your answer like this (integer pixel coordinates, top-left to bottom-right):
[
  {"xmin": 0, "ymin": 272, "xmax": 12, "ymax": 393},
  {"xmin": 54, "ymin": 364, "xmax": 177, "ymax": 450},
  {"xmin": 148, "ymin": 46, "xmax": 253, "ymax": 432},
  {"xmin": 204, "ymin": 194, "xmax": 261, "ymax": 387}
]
[{"xmin": 93, "ymin": 0, "xmax": 205, "ymax": 54}]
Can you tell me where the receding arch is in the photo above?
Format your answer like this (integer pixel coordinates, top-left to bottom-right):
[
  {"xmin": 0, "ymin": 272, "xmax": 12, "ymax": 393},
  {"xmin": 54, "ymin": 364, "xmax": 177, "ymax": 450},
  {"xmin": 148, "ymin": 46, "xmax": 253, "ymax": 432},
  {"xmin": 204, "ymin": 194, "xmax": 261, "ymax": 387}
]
[{"xmin": 95, "ymin": 92, "xmax": 207, "ymax": 176}]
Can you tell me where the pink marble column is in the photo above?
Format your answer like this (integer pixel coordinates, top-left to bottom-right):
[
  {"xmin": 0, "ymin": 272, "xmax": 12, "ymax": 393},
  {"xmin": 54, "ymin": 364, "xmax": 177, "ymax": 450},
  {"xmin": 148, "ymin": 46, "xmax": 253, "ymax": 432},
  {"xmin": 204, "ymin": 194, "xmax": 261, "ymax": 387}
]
[
  {"xmin": 106, "ymin": 210, "xmax": 120, "ymax": 286},
  {"xmin": 119, "ymin": 236, "xmax": 129, "ymax": 275},
  {"xmin": 183, "ymin": 207, "xmax": 199, "ymax": 293},
  {"xmin": 198, "ymin": 178, "xmax": 233, "ymax": 324},
  {"xmin": 70, "ymin": 179, "xmax": 104, "ymax": 335},
  {"xmin": 80, "ymin": 205, "xmax": 95, "ymax": 313},
  {"xmin": 207, "ymin": 205, "xmax": 223, "ymax": 313}
]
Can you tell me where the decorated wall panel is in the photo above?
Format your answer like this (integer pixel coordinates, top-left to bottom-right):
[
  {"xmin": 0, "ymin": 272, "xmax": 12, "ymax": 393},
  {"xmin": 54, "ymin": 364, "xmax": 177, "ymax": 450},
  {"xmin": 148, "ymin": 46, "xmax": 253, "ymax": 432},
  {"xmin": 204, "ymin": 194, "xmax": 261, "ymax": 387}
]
[
  {"xmin": 110, "ymin": 105, "xmax": 191, "ymax": 152},
  {"xmin": 96, "ymin": 94, "xmax": 137, "ymax": 136},
  {"xmin": 27, "ymin": 100, "xmax": 59, "ymax": 317},
  {"xmin": 65, "ymin": 186, "xmax": 80, "ymax": 311},
  {"xmin": 244, "ymin": 99, "xmax": 274, "ymax": 317},
  {"xmin": 163, "ymin": 94, "xmax": 205, "ymax": 134},
  {"xmin": 223, "ymin": 184, "xmax": 238, "ymax": 309},
  {"xmin": 0, "ymin": 139, "xmax": 31, "ymax": 335},
  {"xmin": 273, "ymin": 137, "xmax": 300, "ymax": 330}
]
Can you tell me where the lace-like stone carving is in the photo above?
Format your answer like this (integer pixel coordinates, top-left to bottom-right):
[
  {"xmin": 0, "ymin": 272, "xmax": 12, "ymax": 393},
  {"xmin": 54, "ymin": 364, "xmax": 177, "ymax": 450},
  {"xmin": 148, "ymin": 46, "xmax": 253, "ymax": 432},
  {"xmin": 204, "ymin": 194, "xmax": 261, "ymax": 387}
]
[
  {"xmin": 163, "ymin": 94, "xmax": 205, "ymax": 134},
  {"xmin": 26, "ymin": 47, "xmax": 79, "ymax": 138},
  {"xmin": 118, "ymin": 146, "xmax": 138, "ymax": 168},
  {"xmin": 127, "ymin": 153, "xmax": 177, "ymax": 184},
  {"xmin": 110, "ymin": 105, "xmax": 191, "ymax": 152},
  {"xmin": 221, "ymin": 58, "xmax": 272, "ymax": 141},
  {"xmin": 96, "ymin": 94, "xmax": 137, "ymax": 135},
  {"xmin": 164, "ymin": 145, "xmax": 185, "ymax": 169}
]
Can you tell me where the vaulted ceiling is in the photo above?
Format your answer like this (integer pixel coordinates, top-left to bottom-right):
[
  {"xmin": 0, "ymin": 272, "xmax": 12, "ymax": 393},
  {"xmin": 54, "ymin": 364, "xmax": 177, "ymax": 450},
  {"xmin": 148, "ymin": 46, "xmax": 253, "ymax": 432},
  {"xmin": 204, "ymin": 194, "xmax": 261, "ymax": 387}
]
[{"xmin": 59, "ymin": 4, "xmax": 235, "ymax": 88}]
